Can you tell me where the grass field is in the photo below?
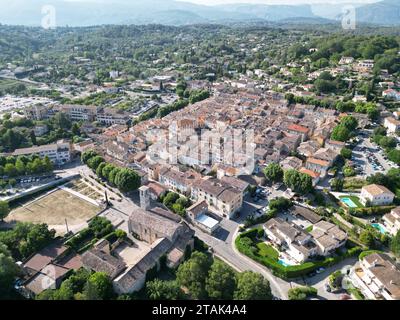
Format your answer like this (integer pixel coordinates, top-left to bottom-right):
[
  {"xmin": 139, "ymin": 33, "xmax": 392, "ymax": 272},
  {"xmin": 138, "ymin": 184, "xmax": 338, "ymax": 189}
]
[
  {"xmin": 5, "ymin": 189, "xmax": 100, "ymax": 235},
  {"xmin": 256, "ymin": 243, "xmax": 279, "ymax": 260}
]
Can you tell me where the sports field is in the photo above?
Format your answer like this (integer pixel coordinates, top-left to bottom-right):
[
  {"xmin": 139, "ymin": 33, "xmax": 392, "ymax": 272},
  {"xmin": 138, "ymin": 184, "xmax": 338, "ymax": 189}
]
[{"xmin": 6, "ymin": 189, "xmax": 100, "ymax": 235}]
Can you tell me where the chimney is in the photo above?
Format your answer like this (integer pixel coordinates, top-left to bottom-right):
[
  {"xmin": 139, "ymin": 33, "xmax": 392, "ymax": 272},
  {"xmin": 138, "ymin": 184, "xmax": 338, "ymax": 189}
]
[{"xmin": 139, "ymin": 186, "xmax": 150, "ymax": 211}]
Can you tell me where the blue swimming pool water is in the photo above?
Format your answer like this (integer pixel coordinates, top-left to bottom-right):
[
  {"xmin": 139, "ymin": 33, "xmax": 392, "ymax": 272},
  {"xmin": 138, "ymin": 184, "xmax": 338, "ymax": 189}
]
[
  {"xmin": 372, "ymin": 223, "xmax": 387, "ymax": 234},
  {"xmin": 278, "ymin": 260, "xmax": 289, "ymax": 267},
  {"xmin": 341, "ymin": 197, "xmax": 358, "ymax": 208}
]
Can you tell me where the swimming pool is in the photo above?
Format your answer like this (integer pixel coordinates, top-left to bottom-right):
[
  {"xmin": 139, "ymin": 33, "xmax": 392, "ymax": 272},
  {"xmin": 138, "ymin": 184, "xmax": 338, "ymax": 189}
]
[
  {"xmin": 340, "ymin": 197, "xmax": 358, "ymax": 208},
  {"xmin": 278, "ymin": 260, "xmax": 289, "ymax": 267},
  {"xmin": 372, "ymin": 223, "xmax": 387, "ymax": 234}
]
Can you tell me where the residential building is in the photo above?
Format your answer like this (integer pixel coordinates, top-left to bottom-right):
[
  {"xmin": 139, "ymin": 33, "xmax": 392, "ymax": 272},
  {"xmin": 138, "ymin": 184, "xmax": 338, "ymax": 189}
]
[
  {"xmin": 280, "ymin": 156, "xmax": 303, "ymax": 171},
  {"xmin": 354, "ymin": 253, "xmax": 400, "ymax": 300},
  {"xmin": 382, "ymin": 207, "xmax": 400, "ymax": 236},
  {"xmin": 158, "ymin": 166, "xmax": 201, "ymax": 196},
  {"xmin": 383, "ymin": 89, "xmax": 400, "ymax": 101},
  {"xmin": 187, "ymin": 200, "xmax": 220, "ymax": 234},
  {"xmin": 5, "ymin": 141, "xmax": 71, "ymax": 165},
  {"xmin": 384, "ymin": 117, "xmax": 400, "ymax": 134},
  {"xmin": 309, "ymin": 221, "xmax": 347, "ymax": 255},
  {"xmin": 305, "ymin": 157, "xmax": 331, "ymax": 177},
  {"xmin": 56, "ymin": 104, "xmax": 98, "ymax": 122},
  {"xmin": 191, "ymin": 178, "xmax": 243, "ymax": 219},
  {"xmin": 360, "ymin": 184, "xmax": 395, "ymax": 206},
  {"xmin": 286, "ymin": 124, "xmax": 310, "ymax": 142}
]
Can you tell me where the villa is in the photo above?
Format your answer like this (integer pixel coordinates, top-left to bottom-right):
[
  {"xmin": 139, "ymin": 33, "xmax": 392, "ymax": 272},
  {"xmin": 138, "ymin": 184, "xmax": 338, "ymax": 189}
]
[
  {"xmin": 353, "ymin": 253, "xmax": 400, "ymax": 300},
  {"xmin": 360, "ymin": 184, "xmax": 395, "ymax": 206},
  {"xmin": 382, "ymin": 207, "xmax": 400, "ymax": 236}
]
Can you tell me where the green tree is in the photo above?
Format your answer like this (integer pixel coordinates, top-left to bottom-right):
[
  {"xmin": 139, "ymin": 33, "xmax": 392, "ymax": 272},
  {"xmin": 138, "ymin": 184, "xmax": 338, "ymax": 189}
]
[
  {"xmin": 284, "ymin": 169, "xmax": 313, "ymax": 195},
  {"xmin": 0, "ymin": 244, "xmax": 19, "ymax": 299},
  {"xmin": 87, "ymin": 156, "xmax": 105, "ymax": 171},
  {"xmin": 360, "ymin": 230, "xmax": 374, "ymax": 247},
  {"xmin": 331, "ymin": 125, "xmax": 350, "ymax": 142},
  {"xmin": 234, "ymin": 271, "xmax": 272, "ymax": 300},
  {"xmin": 114, "ymin": 168, "xmax": 141, "ymax": 192},
  {"xmin": 72, "ymin": 123, "xmax": 81, "ymax": 136},
  {"xmin": 146, "ymin": 279, "xmax": 184, "ymax": 300},
  {"xmin": 96, "ymin": 162, "xmax": 107, "ymax": 178},
  {"xmin": 263, "ymin": 163, "xmax": 284, "ymax": 183},
  {"xmin": 81, "ymin": 150, "xmax": 98, "ymax": 164},
  {"xmin": 391, "ymin": 231, "xmax": 400, "ymax": 257},
  {"xmin": 205, "ymin": 260, "xmax": 236, "ymax": 300},
  {"xmin": 83, "ymin": 272, "xmax": 113, "ymax": 300},
  {"xmin": 330, "ymin": 178, "xmax": 344, "ymax": 192},
  {"xmin": 4, "ymin": 163, "xmax": 17, "ymax": 177},
  {"xmin": 0, "ymin": 201, "xmax": 10, "ymax": 221},
  {"xmin": 176, "ymin": 251, "xmax": 212, "ymax": 299},
  {"xmin": 340, "ymin": 148, "xmax": 352, "ymax": 160}
]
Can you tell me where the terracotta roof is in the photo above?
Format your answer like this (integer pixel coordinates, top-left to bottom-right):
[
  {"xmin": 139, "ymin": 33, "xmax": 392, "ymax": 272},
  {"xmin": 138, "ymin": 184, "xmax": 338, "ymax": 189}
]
[{"xmin": 362, "ymin": 184, "xmax": 394, "ymax": 197}]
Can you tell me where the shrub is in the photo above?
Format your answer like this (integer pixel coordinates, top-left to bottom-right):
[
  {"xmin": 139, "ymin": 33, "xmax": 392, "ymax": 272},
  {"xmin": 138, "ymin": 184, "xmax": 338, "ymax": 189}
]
[{"xmin": 288, "ymin": 286, "xmax": 318, "ymax": 300}]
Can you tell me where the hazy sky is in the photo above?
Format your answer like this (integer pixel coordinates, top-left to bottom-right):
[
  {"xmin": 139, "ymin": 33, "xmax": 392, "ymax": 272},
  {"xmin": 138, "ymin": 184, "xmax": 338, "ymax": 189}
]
[{"xmin": 179, "ymin": 0, "xmax": 379, "ymax": 5}]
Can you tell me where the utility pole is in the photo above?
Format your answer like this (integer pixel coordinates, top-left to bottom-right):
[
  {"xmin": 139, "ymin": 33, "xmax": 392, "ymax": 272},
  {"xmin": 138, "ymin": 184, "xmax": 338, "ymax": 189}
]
[{"xmin": 65, "ymin": 218, "xmax": 69, "ymax": 234}]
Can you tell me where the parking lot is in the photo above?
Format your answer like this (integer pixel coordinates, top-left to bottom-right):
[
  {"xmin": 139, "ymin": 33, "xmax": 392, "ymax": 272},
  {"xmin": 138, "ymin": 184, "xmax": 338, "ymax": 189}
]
[{"xmin": 351, "ymin": 133, "xmax": 398, "ymax": 177}]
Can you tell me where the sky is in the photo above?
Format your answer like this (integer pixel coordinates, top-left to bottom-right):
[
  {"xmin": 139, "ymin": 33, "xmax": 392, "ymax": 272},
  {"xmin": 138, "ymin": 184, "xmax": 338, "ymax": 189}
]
[{"xmin": 178, "ymin": 0, "xmax": 379, "ymax": 5}]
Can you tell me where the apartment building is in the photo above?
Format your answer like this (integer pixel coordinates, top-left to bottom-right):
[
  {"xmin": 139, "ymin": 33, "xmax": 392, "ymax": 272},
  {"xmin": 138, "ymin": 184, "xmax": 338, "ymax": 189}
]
[
  {"xmin": 354, "ymin": 253, "xmax": 400, "ymax": 300},
  {"xmin": 384, "ymin": 117, "xmax": 400, "ymax": 134},
  {"xmin": 191, "ymin": 178, "xmax": 243, "ymax": 219},
  {"xmin": 57, "ymin": 104, "xmax": 98, "ymax": 122},
  {"xmin": 8, "ymin": 141, "xmax": 71, "ymax": 165},
  {"xmin": 305, "ymin": 157, "xmax": 331, "ymax": 177}
]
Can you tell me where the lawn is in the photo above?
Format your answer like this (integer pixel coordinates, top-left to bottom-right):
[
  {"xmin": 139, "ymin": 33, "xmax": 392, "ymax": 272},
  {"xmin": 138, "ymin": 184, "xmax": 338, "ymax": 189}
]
[
  {"xmin": 305, "ymin": 225, "xmax": 313, "ymax": 233},
  {"xmin": 6, "ymin": 189, "xmax": 100, "ymax": 236},
  {"xmin": 256, "ymin": 243, "xmax": 279, "ymax": 260}
]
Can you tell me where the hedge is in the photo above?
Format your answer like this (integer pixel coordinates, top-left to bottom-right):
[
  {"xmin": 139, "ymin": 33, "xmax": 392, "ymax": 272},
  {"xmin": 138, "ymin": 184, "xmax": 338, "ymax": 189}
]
[
  {"xmin": 358, "ymin": 250, "xmax": 383, "ymax": 260},
  {"xmin": 236, "ymin": 228, "xmax": 362, "ymax": 279},
  {"xmin": 352, "ymin": 206, "xmax": 396, "ymax": 217}
]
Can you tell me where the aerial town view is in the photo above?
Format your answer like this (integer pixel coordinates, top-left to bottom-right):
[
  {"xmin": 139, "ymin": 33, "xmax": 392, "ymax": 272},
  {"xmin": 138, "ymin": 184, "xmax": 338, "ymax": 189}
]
[{"xmin": 0, "ymin": 0, "xmax": 400, "ymax": 310}]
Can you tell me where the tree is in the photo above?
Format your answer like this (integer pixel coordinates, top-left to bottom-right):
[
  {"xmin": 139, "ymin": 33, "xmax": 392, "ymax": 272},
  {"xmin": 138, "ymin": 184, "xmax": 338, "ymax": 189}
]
[
  {"xmin": 114, "ymin": 168, "xmax": 141, "ymax": 192},
  {"xmin": 0, "ymin": 244, "xmax": 19, "ymax": 299},
  {"xmin": 15, "ymin": 158, "xmax": 26, "ymax": 176},
  {"xmin": 146, "ymin": 279, "xmax": 184, "ymax": 300},
  {"xmin": 288, "ymin": 286, "xmax": 317, "ymax": 300},
  {"xmin": 284, "ymin": 169, "xmax": 313, "ymax": 195},
  {"xmin": 108, "ymin": 167, "xmax": 121, "ymax": 185},
  {"xmin": 72, "ymin": 123, "xmax": 81, "ymax": 136},
  {"xmin": 263, "ymin": 163, "xmax": 284, "ymax": 183},
  {"xmin": 87, "ymin": 156, "xmax": 105, "ymax": 171},
  {"xmin": 96, "ymin": 162, "xmax": 107, "ymax": 178},
  {"xmin": 101, "ymin": 163, "xmax": 115, "ymax": 181},
  {"xmin": 331, "ymin": 125, "xmax": 350, "ymax": 142},
  {"xmin": 269, "ymin": 197, "xmax": 293, "ymax": 211},
  {"xmin": 360, "ymin": 230, "xmax": 374, "ymax": 247},
  {"xmin": 205, "ymin": 260, "xmax": 236, "ymax": 300},
  {"xmin": 234, "ymin": 271, "xmax": 272, "ymax": 300},
  {"xmin": 340, "ymin": 148, "xmax": 352, "ymax": 160},
  {"xmin": 43, "ymin": 156, "xmax": 53, "ymax": 172},
  {"xmin": 388, "ymin": 149, "xmax": 400, "ymax": 165},
  {"xmin": 341, "ymin": 116, "xmax": 358, "ymax": 131},
  {"xmin": 54, "ymin": 112, "xmax": 72, "ymax": 130},
  {"xmin": 391, "ymin": 231, "xmax": 400, "ymax": 257},
  {"xmin": 163, "ymin": 192, "xmax": 180, "ymax": 208},
  {"xmin": 81, "ymin": 150, "xmax": 98, "ymax": 164},
  {"xmin": 30, "ymin": 130, "xmax": 37, "ymax": 145},
  {"xmin": 330, "ymin": 178, "xmax": 344, "ymax": 192},
  {"xmin": 0, "ymin": 201, "xmax": 10, "ymax": 221},
  {"xmin": 176, "ymin": 251, "xmax": 212, "ymax": 299},
  {"xmin": 83, "ymin": 272, "xmax": 113, "ymax": 300},
  {"xmin": 4, "ymin": 163, "xmax": 17, "ymax": 177}
]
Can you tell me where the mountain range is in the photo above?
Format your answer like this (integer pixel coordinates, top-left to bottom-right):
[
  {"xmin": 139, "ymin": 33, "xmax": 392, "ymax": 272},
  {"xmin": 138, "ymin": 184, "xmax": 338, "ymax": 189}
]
[{"xmin": 0, "ymin": 0, "xmax": 398, "ymax": 27}]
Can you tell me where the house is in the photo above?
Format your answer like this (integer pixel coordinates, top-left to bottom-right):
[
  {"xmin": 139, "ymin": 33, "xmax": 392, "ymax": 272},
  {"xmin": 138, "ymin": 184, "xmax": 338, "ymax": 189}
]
[
  {"xmin": 354, "ymin": 253, "xmax": 400, "ymax": 300},
  {"xmin": 360, "ymin": 184, "xmax": 395, "ymax": 206},
  {"xmin": 286, "ymin": 124, "xmax": 310, "ymax": 142},
  {"xmin": 33, "ymin": 125, "xmax": 49, "ymax": 137},
  {"xmin": 280, "ymin": 156, "xmax": 303, "ymax": 171},
  {"xmin": 325, "ymin": 140, "xmax": 346, "ymax": 152},
  {"xmin": 82, "ymin": 239, "xmax": 127, "ymax": 279},
  {"xmin": 146, "ymin": 182, "xmax": 168, "ymax": 200},
  {"xmin": 309, "ymin": 221, "xmax": 347, "ymax": 255},
  {"xmin": 384, "ymin": 117, "xmax": 400, "ymax": 134},
  {"xmin": 158, "ymin": 166, "xmax": 201, "ymax": 196},
  {"xmin": 187, "ymin": 200, "xmax": 220, "ymax": 234},
  {"xmin": 383, "ymin": 89, "xmax": 400, "ymax": 101},
  {"xmin": 382, "ymin": 207, "xmax": 400, "ymax": 236},
  {"xmin": 339, "ymin": 57, "xmax": 354, "ymax": 65},
  {"xmin": 56, "ymin": 104, "xmax": 98, "ymax": 122},
  {"xmin": 299, "ymin": 168, "xmax": 320, "ymax": 187},
  {"xmin": 191, "ymin": 178, "xmax": 243, "ymax": 219},
  {"xmin": 297, "ymin": 140, "xmax": 320, "ymax": 157},
  {"xmin": 264, "ymin": 218, "xmax": 316, "ymax": 263},
  {"xmin": 313, "ymin": 148, "xmax": 340, "ymax": 166},
  {"xmin": 305, "ymin": 157, "xmax": 331, "ymax": 177}
]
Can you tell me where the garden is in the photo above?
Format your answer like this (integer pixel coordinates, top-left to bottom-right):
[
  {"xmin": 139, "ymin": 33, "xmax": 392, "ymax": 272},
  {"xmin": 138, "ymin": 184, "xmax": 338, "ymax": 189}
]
[{"xmin": 235, "ymin": 228, "xmax": 362, "ymax": 280}]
